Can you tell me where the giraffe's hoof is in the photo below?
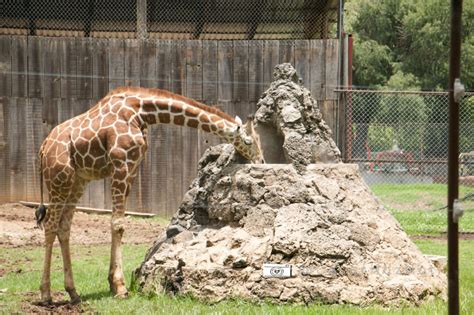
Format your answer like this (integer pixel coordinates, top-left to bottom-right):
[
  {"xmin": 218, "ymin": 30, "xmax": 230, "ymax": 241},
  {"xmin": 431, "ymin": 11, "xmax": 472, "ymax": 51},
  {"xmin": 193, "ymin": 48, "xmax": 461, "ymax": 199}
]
[
  {"xmin": 37, "ymin": 298, "xmax": 53, "ymax": 306},
  {"xmin": 70, "ymin": 294, "xmax": 82, "ymax": 305},
  {"xmin": 66, "ymin": 287, "xmax": 81, "ymax": 304},
  {"xmin": 114, "ymin": 291, "xmax": 129, "ymax": 299},
  {"xmin": 113, "ymin": 286, "xmax": 129, "ymax": 299}
]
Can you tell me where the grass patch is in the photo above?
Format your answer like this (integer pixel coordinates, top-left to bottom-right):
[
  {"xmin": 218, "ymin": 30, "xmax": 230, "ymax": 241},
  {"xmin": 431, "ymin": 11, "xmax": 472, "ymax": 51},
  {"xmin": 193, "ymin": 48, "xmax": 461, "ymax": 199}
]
[
  {"xmin": 1, "ymin": 240, "xmax": 474, "ymax": 314},
  {"xmin": 371, "ymin": 183, "xmax": 474, "ymax": 235},
  {"xmin": 414, "ymin": 240, "xmax": 474, "ymax": 312},
  {"xmin": 371, "ymin": 183, "xmax": 474, "ymax": 212},
  {"xmin": 1, "ymin": 184, "xmax": 473, "ymax": 313}
]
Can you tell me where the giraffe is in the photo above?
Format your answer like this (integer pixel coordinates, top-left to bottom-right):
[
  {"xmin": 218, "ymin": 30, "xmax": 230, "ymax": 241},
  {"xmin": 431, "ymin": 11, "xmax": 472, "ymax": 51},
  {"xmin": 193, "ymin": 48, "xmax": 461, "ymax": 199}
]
[{"xmin": 35, "ymin": 87, "xmax": 264, "ymax": 304}]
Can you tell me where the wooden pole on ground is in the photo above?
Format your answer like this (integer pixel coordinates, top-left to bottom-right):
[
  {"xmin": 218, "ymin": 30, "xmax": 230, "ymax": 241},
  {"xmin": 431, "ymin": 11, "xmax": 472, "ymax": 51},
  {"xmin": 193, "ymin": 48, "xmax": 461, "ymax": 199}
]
[{"xmin": 19, "ymin": 201, "xmax": 156, "ymax": 218}]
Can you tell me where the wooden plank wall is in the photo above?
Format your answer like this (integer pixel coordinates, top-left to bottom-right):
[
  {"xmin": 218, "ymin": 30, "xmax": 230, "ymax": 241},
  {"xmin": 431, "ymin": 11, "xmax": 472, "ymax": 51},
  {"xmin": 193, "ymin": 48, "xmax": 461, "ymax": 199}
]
[{"xmin": 0, "ymin": 36, "xmax": 340, "ymax": 215}]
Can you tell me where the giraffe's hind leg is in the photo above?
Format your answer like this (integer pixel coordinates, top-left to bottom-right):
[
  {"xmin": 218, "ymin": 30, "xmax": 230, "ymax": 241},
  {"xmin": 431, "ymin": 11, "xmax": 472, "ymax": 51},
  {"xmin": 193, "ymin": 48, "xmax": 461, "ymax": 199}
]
[
  {"xmin": 39, "ymin": 145, "xmax": 79, "ymax": 304},
  {"xmin": 108, "ymin": 170, "xmax": 133, "ymax": 298},
  {"xmin": 40, "ymin": 191, "xmax": 71, "ymax": 304},
  {"xmin": 39, "ymin": 217, "xmax": 57, "ymax": 304},
  {"xmin": 57, "ymin": 178, "xmax": 87, "ymax": 304}
]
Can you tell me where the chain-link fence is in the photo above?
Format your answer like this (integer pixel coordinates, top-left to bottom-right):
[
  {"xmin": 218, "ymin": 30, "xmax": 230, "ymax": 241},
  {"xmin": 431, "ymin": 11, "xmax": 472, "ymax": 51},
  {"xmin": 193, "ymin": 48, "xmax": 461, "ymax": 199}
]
[
  {"xmin": 340, "ymin": 90, "xmax": 474, "ymax": 190},
  {"xmin": 1, "ymin": 0, "xmax": 339, "ymax": 40}
]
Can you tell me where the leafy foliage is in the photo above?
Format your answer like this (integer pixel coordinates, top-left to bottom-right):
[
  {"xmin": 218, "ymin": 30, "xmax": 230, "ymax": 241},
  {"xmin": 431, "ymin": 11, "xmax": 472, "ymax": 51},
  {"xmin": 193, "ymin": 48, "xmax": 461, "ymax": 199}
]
[
  {"xmin": 346, "ymin": 0, "xmax": 474, "ymax": 90},
  {"xmin": 352, "ymin": 40, "xmax": 393, "ymax": 87},
  {"xmin": 346, "ymin": 0, "xmax": 474, "ymax": 157},
  {"xmin": 461, "ymin": 96, "xmax": 474, "ymax": 152}
]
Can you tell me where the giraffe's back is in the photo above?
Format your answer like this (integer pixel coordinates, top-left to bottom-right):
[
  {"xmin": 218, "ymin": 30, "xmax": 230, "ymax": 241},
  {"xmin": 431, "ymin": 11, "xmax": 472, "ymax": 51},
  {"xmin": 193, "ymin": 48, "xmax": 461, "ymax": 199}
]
[
  {"xmin": 39, "ymin": 116, "xmax": 78, "ymax": 187},
  {"xmin": 41, "ymin": 105, "xmax": 112, "ymax": 181}
]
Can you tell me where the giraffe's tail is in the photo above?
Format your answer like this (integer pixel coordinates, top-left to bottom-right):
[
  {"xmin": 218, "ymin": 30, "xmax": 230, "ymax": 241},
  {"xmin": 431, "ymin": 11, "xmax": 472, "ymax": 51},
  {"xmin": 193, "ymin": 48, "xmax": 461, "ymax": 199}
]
[
  {"xmin": 35, "ymin": 204, "xmax": 47, "ymax": 229},
  {"xmin": 35, "ymin": 148, "xmax": 47, "ymax": 229}
]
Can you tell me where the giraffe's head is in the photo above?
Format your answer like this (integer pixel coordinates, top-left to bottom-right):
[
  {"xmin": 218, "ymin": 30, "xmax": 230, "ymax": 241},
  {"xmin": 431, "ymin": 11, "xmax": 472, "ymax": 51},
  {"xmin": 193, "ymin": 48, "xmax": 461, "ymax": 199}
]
[{"xmin": 232, "ymin": 116, "xmax": 265, "ymax": 164}]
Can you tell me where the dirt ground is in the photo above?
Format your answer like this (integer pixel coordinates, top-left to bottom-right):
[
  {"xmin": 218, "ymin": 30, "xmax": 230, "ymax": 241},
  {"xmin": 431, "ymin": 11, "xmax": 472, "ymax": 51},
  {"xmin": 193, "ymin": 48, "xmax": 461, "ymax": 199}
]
[
  {"xmin": 0, "ymin": 202, "xmax": 471, "ymax": 313},
  {"xmin": 413, "ymin": 232, "xmax": 474, "ymax": 241},
  {"xmin": 0, "ymin": 203, "xmax": 166, "ymax": 248},
  {"xmin": 2, "ymin": 202, "xmax": 472, "ymax": 247},
  {"xmin": 0, "ymin": 203, "xmax": 167, "ymax": 313}
]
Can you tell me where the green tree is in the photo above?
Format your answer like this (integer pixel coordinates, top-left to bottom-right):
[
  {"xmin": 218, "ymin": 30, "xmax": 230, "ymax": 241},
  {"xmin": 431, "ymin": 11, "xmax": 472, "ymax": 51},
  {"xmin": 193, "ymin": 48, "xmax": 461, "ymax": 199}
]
[
  {"xmin": 422, "ymin": 94, "xmax": 473, "ymax": 158},
  {"xmin": 346, "ymin": 0, "xmax": 474, "ymax": 90},
  {"xmin": 351, "ymin": 92, "xmax": 382, "ymax": 158},
  {"xmin": 423, "ymin": 95, "xmax": 448, "ymax": 158},
  {"xmin": 345, "ymin": 0, "xmax": 474, "ymax": 160},
  {"xmin": 352, "ymin": 40, "xmax": 393, "ymax": 87},
  {"xmin": 460, "ymin": 96, "xmax": 474, "ymax": 153},
  {"xmin": 401, "ymin": 0, "xmax": 450, "ymax": 89},
  {"xmin": 371, "ymin": 71, "xmax": 427, "ymax": 153}
]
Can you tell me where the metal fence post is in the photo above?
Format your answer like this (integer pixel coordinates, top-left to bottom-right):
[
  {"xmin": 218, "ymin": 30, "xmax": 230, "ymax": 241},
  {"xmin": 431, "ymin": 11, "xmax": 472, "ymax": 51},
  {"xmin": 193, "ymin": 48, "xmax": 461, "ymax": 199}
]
[
  {"xmin": 137, "ymin": 0, "xmax": 147, "ymax": 40},
  {"xmin": 447, "ymin": 1, "xmax": 463, "ymax": 314},
  {"xmin": 342, "ymin": 35, "xmax": 353, "ymax": 163}
]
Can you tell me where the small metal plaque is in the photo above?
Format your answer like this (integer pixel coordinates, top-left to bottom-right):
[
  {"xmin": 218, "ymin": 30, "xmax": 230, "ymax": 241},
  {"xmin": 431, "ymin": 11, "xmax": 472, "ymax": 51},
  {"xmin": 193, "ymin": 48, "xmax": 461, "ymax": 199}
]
[{"xmin": 263, "ymin": 264, "xmax": 293, "ymax": 278}]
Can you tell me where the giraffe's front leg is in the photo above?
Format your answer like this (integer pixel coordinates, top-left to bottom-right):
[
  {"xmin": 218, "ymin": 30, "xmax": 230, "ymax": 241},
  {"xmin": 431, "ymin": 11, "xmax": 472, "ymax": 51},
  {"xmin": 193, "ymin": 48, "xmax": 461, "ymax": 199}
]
[
  {"xmin": 108, "ymin": 168, "xmax": 134, "ymax": 298},
  {"xmin": 107, "ymin": 131, "xmax": 146, "ymax": 297},
  {"xmin": 109, "ymin": 213, "xmax": 128, "ymax": 297}
]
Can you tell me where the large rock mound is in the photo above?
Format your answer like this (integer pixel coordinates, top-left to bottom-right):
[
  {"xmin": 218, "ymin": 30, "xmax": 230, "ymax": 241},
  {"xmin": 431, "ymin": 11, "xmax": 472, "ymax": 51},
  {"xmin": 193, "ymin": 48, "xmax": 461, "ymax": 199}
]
[
  {"xmin": 134, "ymin": 64, "xmax": 446, "ymax": 306},
  {"xmin": 135, "ymin": 154, "xmax": 445, "ymax": 305}
]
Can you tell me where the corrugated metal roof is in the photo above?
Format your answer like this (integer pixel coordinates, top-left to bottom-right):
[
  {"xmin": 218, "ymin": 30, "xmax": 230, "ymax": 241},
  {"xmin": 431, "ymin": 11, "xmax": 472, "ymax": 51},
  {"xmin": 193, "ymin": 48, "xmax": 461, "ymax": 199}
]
[{"xmin": 1, "ymin": 0, "xmax": 339, "ymax": 39}]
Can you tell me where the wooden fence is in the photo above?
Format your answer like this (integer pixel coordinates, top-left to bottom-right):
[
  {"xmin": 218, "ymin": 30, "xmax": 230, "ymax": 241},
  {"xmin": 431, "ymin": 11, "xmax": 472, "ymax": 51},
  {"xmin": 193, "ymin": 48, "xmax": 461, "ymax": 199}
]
[{"xmin": 0, "ymin": 36, "xmax": 340, "ymax": 216}]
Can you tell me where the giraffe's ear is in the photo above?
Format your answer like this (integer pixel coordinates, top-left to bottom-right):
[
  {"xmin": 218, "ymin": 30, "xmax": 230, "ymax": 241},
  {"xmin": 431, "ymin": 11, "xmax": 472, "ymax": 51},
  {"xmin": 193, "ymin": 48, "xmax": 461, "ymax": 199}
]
[
  {"xmin": 235, "ymin": 116, "xmax": 243, "ymax": 126},
  {"xmin": 245, "ymin": 119, "xmax": 255, "ymax": 134}
]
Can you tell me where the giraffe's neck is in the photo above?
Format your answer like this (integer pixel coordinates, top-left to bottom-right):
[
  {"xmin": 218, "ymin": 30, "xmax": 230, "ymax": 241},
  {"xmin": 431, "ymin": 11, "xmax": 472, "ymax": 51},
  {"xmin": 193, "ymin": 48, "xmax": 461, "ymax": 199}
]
[{"xmin": 108, "ymin": 88, "xmax": 238, "ymax": 142}]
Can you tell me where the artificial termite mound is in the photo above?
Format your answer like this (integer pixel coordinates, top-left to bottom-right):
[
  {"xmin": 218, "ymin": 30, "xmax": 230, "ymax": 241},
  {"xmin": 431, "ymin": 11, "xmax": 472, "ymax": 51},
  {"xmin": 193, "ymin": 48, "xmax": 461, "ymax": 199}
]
[{"xmin": 135, "ymin": 64, "xmax": 445, "ymax": 306}]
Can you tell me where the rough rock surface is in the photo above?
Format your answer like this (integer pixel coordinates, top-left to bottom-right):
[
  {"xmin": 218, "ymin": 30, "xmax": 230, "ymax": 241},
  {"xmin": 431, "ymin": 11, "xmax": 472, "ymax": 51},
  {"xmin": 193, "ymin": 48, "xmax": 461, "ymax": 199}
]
[
  {"xmin": 135, "ymin": 160, "xmax": 445, "ymax": 305},
  {"xmin": 254, "ymin": 63, "xmax": 341, "ymax": 168},
  {"xmin": 135, "ymin": 64, "xmax": 446, "ymax": 306}
]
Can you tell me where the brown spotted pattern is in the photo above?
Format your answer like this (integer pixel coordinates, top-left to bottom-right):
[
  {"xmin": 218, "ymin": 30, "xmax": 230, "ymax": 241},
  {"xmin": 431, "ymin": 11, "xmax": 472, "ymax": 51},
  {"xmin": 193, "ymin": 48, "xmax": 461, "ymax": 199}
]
[{"xmin": 37, "ymin": 87, "xmax": 264, "ymax": 304}]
